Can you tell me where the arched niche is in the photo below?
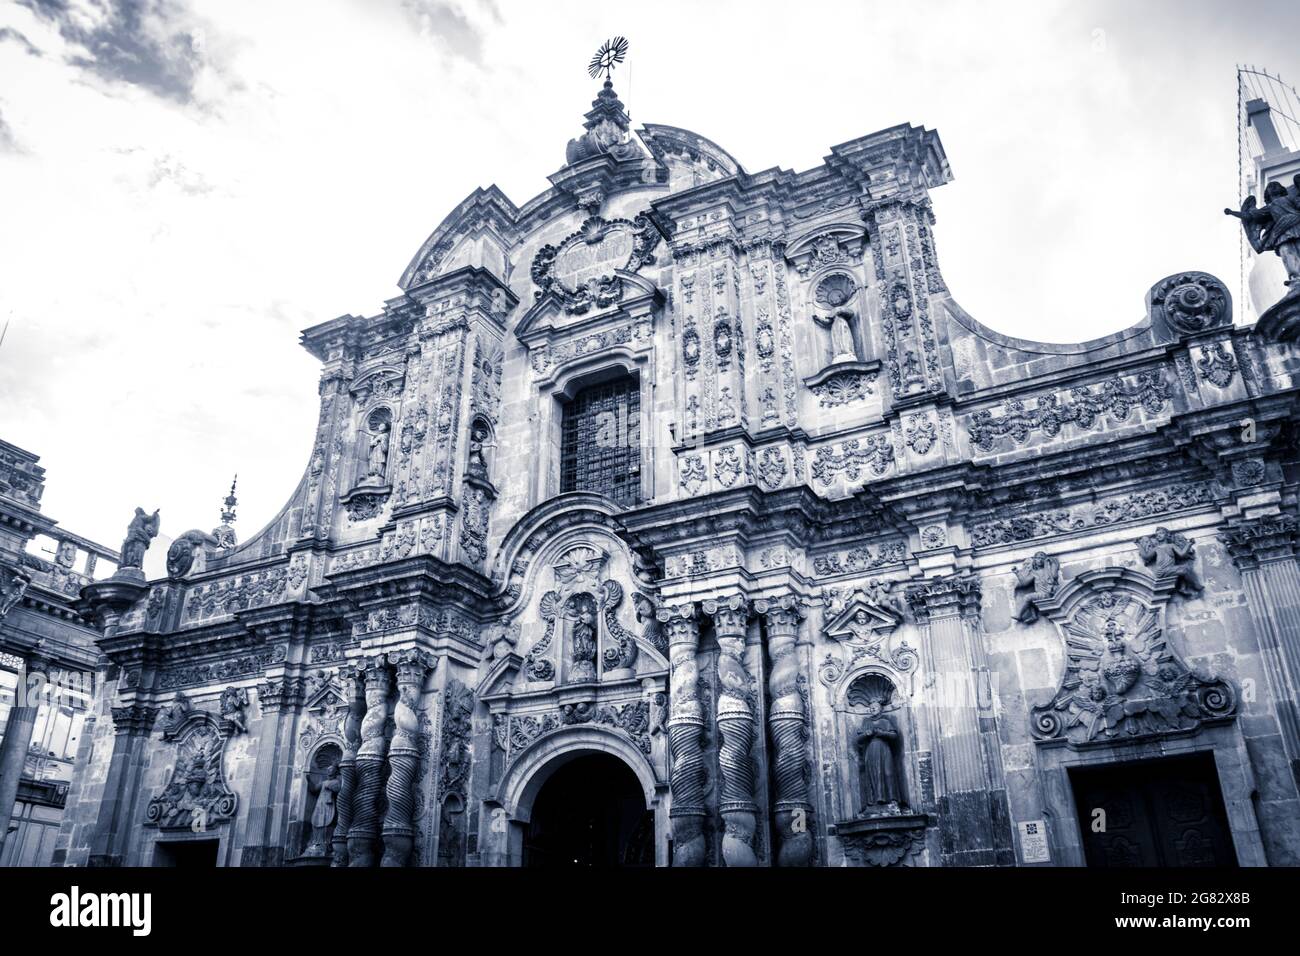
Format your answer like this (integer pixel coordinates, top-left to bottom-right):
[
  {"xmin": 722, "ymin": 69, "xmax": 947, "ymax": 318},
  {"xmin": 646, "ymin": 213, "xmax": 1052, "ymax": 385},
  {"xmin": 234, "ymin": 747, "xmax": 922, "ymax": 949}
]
[
  {"xmin": 299, "ymin": 742, "xmax": 343, "ymax": 859},
  {"xmin": 493, "ymin": 523, "xmax": 666, "ymax": 694},
  {"xmin": 834, "ymin": 668, "xmax": 914, "ymax": 820},
  {"xmin": 359, "ymin": 405, "xmax": 394, "ymax": 485}
]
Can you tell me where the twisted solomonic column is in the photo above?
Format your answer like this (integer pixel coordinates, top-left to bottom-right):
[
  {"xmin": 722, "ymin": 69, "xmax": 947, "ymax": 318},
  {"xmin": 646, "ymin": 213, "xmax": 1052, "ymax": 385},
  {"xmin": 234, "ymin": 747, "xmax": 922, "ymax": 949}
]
[
  {"xmin": 657, "ymin": 602, "xmax": 707, "ymax": 866},
  {"xmin": 331, "ymin": 667, "xmax": 366, "ymax": 867},
  {"xmin": 348, "ymin": 655, "xmax": 391, "ymax": 867},
  {"xmin": 703, "ymin": 594, "xmax": 758, "ymax": 867},
  {"xmin": 382, "ymin": 648, "xmax": 436, "ymax": 867},
  {"xmin": 755, "ymin": 594, "xmax": 812, "ymax": 867}
]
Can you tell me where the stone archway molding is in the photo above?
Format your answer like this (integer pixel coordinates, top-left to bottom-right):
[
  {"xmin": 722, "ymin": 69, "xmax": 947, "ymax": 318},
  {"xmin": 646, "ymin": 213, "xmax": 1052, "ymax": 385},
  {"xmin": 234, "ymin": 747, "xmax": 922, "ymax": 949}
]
[{"xmin": 495, "ymin": 725, "xmax": 661, "ymax": 823}]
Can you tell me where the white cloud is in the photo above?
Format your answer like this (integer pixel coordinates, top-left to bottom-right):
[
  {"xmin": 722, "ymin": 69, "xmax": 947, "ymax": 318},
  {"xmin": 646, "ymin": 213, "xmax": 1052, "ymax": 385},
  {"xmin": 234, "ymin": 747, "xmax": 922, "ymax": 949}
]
[{"xmin": 0, "ymin": 0, "xmax": 1294, "ymax": 547}]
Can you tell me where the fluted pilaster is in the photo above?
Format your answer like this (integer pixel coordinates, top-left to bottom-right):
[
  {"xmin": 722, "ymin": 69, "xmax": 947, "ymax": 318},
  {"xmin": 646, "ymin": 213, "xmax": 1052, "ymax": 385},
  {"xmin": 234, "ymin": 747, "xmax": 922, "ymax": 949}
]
[
  {"xmin": 348, "ymin": 655, "xmax": 391, "ymax": 868},
  {"xmin": 905, "ymin": 574, "xmax": 985, "ymax": 792},
  {"xmin": 381, "ymin": 649, "xmax": 436, "ymax": 867},
  {"xmin": 1220, "ymin": 514, "xmax": 1300, "ymax": 780},
  {"xmin": 755, "ymin": 594, "xmax": 812, "ymax": 867},
  {"xmin": 704, "ymin": 594, "xmax": 757, "ymax": 867},
  {"xmin": 657, "ymin": 602, "xmax": 706, "ymax": 866}
]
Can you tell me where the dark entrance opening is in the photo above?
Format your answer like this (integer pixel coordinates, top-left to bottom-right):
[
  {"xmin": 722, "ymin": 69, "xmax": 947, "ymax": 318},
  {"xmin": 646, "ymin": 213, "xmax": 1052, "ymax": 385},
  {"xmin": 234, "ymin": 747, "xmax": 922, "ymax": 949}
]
[
  {"xmin": 523, "ymin": 753, "xmax": 654, "ymax": 867},
  {"xmin": 152, "ymin": 839, "xmax": 219, "ymax": 867},
  {"xmin": 1070, "ymin": 751, "xmax": 1237, "ymax": 867}
]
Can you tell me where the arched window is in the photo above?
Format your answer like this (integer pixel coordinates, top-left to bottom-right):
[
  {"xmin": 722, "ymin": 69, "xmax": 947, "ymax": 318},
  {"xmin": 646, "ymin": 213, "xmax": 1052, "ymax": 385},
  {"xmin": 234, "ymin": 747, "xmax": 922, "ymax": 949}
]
[{"xmin": 560, "ymin": 374, "xmax": 641, "ymax": 505}]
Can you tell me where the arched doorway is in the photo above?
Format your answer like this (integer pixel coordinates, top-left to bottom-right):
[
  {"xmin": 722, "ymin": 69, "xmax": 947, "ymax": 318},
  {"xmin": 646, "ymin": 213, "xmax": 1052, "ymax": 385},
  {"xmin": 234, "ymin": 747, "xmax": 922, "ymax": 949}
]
[{"xmin": 522, "ymin": 753, "xmax": 654, "ymax": 867}]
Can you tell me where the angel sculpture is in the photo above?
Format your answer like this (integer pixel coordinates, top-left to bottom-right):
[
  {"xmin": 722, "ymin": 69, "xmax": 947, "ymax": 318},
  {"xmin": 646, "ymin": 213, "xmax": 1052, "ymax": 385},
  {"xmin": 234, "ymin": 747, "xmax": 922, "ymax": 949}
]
[
  {"xmin": 119, "ymin": 507, "xmax": 160, "ymax": 570},
  {"xmin": 1137, "ymin": 527, "xmax": 1203, "ymax": 597},
  {"xmin": 862, "ymin": 578, "xmax": 907, "ymax": 621},
  {"xmin": 1012, "ymin": 552, "xmax": 1060, "ymax": 623},
  {"xmin": 1226, "ymin": 175, "xmax": 1300, "ymax": 286}
]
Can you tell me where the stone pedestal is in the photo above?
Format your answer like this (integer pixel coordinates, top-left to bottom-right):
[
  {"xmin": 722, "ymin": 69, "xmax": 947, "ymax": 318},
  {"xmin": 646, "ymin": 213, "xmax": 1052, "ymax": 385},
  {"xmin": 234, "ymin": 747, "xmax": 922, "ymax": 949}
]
[{"xmin": 1256, "ymin": 286, "xmax": 1300, "ymax": 342}]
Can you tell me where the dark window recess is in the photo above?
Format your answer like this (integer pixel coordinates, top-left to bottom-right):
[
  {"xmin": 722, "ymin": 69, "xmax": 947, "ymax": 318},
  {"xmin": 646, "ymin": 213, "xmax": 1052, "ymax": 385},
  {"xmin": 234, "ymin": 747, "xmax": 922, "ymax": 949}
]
[{"xmin": 560, "ymin": 377, "xmax": 641, "ymax": 506}]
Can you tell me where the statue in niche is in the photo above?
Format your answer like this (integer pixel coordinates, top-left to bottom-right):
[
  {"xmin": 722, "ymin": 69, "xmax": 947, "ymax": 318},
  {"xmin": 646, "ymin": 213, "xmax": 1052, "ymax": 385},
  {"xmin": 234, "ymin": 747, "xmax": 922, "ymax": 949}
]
[
  {"xmin": 567, "ymin": 593, "xmax": 598, "ymax": 682},
  {"xmin": 304, "ymin": 760, "xmax": 341, "ymax": 857},
  {"xmin": 467, "ymin": 419, "xmax": 491, "ymax": 480},
  {"xmin": 814, "ymin": 310, "xmax": 859, "ymax": 364},
  {"xmin": 850, "ymin": 675, "xmax": 902, "ymax": 816},
  {"xmin": 1137, "ymin": 527, "xmax": 1203, "ymax": 597},
  {"xmin": 812, "ymin": 273, "xmax": 861, "ymax": 364},
  {"xmin": 1012, "ymin": 552, "xmax": 1060, "ymax": 623},
  {"xmin": 119, "ymin": 507, "xmax": 160, "ymax": 570},
  {"xmin": 366, "ymin": 423, "xmax": 390, "ymax": 480},
  {"xmin": 1227, "ymin": 175, "xmax": 1300, "ymax": 286}
]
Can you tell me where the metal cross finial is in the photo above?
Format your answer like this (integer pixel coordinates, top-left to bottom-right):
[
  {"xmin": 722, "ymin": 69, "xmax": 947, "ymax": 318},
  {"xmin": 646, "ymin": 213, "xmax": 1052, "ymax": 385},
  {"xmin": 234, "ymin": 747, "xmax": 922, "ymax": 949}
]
[{"xmin": 588, "ymin": 36, "xmax": 628, "ymax": 82}]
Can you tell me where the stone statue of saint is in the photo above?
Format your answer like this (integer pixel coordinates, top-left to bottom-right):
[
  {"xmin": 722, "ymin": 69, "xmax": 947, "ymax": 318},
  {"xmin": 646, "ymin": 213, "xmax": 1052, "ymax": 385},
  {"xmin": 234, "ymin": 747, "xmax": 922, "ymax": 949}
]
[
  {"xmin": 304, "ymin": 762, "xmax": 341, "ymax": 857},
  {"xmin": 814, "ymin": 309, "xmax": 859, "ymax": 364},
  {"xmin": 366, "ymin": 424, "xmax": 390, "ymax": 480},
  {"xmin": 1227, "ymin": 175, "xmax": 1300, "ymax": 286},
  {"xmin": 119, "ymin": 507, "xmax": 160, "ymax": 570},
  {"xmin": 855, "ymin": 697, "xmax": 901, "ymax": 814},
  {"xmin": 1013, "ymin": 551, "xmax": 1060, "ymax": 623},
  {"xmin": 1138, "ymin": 527, "xmax": 1203, "ymax": 598},
  {"xmin": 467, "ymin": 421, "xmax": 490, "ymax": 479},
  {"xmin": 568, "ymin": 595, "xmax": 598, "ymax": 682}
]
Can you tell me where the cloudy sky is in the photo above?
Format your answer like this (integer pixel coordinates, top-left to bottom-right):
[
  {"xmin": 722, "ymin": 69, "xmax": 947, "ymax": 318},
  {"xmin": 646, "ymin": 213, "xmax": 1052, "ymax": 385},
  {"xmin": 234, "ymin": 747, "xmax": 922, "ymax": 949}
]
[{"xmin": 0, "ymin": 0, "xmax": 1296, "ymax": 559}]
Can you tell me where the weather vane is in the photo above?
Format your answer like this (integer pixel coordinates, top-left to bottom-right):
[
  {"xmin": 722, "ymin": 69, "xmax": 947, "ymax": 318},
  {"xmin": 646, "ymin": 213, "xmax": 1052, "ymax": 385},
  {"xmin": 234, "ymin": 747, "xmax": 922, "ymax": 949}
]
[{"xmin": 588, "ymin": 36, "xmax": 628, "ymax": 82}]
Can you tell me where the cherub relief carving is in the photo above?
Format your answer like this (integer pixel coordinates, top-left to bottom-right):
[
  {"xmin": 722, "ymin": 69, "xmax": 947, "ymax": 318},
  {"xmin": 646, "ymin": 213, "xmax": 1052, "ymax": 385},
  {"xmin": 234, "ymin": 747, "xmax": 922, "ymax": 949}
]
[
  {"xmin": 1013, "ymin": 551, "xmax": 1060, "ymax": 623},
  {"xmin": 1137, "ymin": 527, "xmax": 1203, "ymax": 597}
]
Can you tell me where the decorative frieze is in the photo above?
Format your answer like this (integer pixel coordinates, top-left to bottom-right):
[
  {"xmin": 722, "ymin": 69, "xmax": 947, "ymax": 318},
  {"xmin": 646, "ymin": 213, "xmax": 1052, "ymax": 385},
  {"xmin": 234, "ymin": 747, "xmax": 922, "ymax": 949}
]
[
  {"xmin": 810, "ymin": 435, "xmax": 895, "ymax": 487},
  {"xmin": 812, "ymin": 541, "xmax": 907, "ymax": 578},
  {"xmin": 966, "ymin": 370, "xmax": 1171, "ymax": 452},
  {"xmin": 969, "ymin": 479, "xmax": 1224, "ymax": 548}
]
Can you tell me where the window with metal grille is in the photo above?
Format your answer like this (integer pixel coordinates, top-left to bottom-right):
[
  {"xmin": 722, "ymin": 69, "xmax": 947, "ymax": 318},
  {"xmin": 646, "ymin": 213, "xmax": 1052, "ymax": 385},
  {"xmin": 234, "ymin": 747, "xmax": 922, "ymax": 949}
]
[{"xmin": 560, "ymin": 375, "xmax": 642, "ymax": 506}]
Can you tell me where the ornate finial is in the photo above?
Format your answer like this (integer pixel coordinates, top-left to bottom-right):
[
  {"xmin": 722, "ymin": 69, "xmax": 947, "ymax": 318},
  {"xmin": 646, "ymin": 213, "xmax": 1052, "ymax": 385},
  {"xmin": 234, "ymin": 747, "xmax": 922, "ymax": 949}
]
[
  {"xmin": 587, "ymin": 36, "xmax": 628, "ymax": 82},
  {"xmin": 221, "ymin": 474, "xmax": 238, "ymax": 525},
  {"xmin": 212, "ymin": 474, "xmax": 238, "ymax": 550},
  {"xmin": 566, "ymin": 40, "xmax": 641, "ymax": 167}
]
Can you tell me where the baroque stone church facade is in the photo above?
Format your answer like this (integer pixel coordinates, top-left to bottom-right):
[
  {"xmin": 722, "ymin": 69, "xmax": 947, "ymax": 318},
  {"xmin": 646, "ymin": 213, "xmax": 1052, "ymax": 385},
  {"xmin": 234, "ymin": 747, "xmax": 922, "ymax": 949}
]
[{"xmin": 52, "ymin": 79, "xmax": 1300, "ymax": 867}]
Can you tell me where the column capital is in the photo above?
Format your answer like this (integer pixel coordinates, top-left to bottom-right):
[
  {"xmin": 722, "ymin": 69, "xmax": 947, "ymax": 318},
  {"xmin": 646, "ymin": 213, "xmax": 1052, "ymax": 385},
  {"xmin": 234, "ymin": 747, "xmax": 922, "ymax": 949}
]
[
  {"xmin": 109, "ymin": 702, "xmax": 159, "ymax": 735},
  {"xmin": 754, "ymin": 594, "xmax": 806, "ymax": 635},
  {"xmin": 905, "ymin": 573, "xmax": 981, "ymax": 623},
  {"xmin": 388, "ymin": 647, "xmax": 436, "ymax": 685},
  {"xmin": 656, "ymin": 603, "xmax": 699, "ymax": 647},
  {"xmin": 702, "ymin": 594, "xmax": 749, "ymax": 639},
  {"xmin": 1219, "ymin": 513, "xmax": 1300, "ymax": 570},
  {"xmin": 257, "ymin": 676, "xmax": 304, "ymax": 715}
]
